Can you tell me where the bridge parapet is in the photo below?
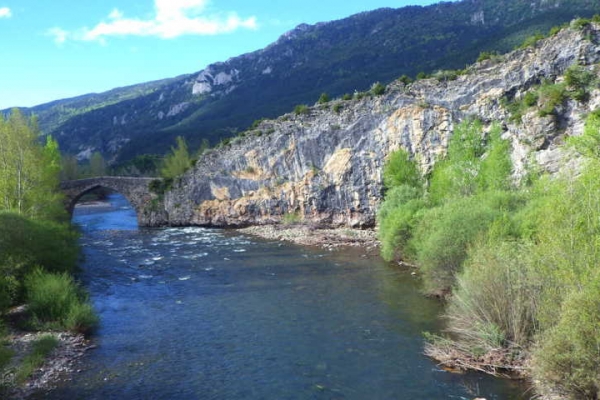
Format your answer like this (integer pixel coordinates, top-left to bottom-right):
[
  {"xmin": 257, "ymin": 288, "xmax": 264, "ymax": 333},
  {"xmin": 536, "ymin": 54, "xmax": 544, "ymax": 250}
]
[{"xmin": 60, "ymin": 176, "xmax": 168, "ymax": 227}]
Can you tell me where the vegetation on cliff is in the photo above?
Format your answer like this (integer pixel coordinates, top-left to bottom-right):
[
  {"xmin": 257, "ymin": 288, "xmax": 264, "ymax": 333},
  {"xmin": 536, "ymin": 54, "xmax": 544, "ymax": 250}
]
[
  {"xmin": 379, "ymin": 109, "xmax": 600, "ymax": 397},
  {"xmin": 0, "ymin": 110, "xmax": 97, "ymax": 394}
]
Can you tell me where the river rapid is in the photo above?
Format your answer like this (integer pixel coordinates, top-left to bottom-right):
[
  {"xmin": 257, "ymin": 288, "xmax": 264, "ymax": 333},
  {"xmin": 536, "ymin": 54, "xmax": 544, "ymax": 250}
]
[{"xmin": 39, "ymin": 194, "xmax": 528, "ymax": 399}]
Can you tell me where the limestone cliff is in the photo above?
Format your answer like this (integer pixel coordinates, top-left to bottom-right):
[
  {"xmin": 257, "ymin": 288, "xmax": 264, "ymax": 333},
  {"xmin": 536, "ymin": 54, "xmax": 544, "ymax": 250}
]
[{"xmin": 162, "ymin": 23, "xmax": 600, "ymax": 228}]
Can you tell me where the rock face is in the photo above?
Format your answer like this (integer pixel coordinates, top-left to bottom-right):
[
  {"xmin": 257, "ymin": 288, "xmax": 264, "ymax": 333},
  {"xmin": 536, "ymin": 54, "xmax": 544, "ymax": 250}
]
[{"xmin": 163, "ymin": 24, "xmax": 600, "ymax": 228}]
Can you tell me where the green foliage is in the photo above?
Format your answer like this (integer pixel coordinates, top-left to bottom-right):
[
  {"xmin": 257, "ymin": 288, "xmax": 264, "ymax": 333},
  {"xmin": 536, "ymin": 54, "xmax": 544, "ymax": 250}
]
[
  {"xmin": 112, "ymin": 154, "xmax": 162, "ymax": 177},
  {"xmin": 518, "ymin": 32, "xmax": 545, "ymax": 49},
  {"xmin": 564, "ymin": 64, "xmax": 596, "ymax": 102},
  {"xmin": 333, "ymin": 103, "xmax": 343, "ymax": 114},
  {"xmin": 537, "ymin": 81, "xmax": 567, "ymax": 117},
  {"xmin": 25, "ymin": 269, "xmax": 98, "ymax": 333},
  {"xmin": 89, "ymin": 151, "xmax": 107, "ymax": 177},
  {"xmin": 317, "ymin": 93, "xmax": 330, "ymax": 104},
  {"xmin": 477, "ymin": 124, "xmax": 512, "ymax": 192},
  {"xmin": 446, "ymin": 239, "xmax": 540, "ymax": 352},
  {"xmin": 282, "ymin": 211, "xmax": 301, "ymax": 225},
  {"xmin": 383, "ymin": 149, "xmax": 422, "ymax": 190},
  {"xmin": 398, "ymin": 75, "xmax": 413, "ymax": 85},
  {"xmin": 416, "ymin": 72, "xmax": 430, "ymax": 80},
  {"xmin": 370, "ymin": 82, "xmax": 386, "ymax": 96},
  {"xmin": 341, "ymin": 93, "xmax": 352, "ymax": 101},
  {"xmin": 294, "ymin": 104, "xmax": 310, "ymax": 115},
  {"xmin": 60, "ymin": 155, "xmax": 80, "ymax": 181},
  {"xmin": 0, "ymin": 110, "xmax": 65, "ymax": 220},
  {"xmin": 377, "ymin": 185, "xmax": 426, "ymax": 261},
  {"xmin": 569, "ymin": 110, "xmax": 600, "ymax": 158},
  {"xmin": 413, "ymin": 192, "xmax": 520, "ymax": 295},
  {"xmin": 15, "ymin": 334, "xmax": 59, "ymax": 383},
  {"xmin": 572, "ymin": 17, "xmax": 592, "ymax": 30},
  {"xmin": 160, "ymin": 136, "xmax": 192, "ymax": 180},
  {"xmin": 476, "ymin": 51, "xmax": 498, "ymax": 62},
  {"xmin": 428, "ymin": 119, "xmax": 485, "ymax": 204},
  {"xmin": 533, "ymin": 275, "xmax": 600, "ymax": 399}
]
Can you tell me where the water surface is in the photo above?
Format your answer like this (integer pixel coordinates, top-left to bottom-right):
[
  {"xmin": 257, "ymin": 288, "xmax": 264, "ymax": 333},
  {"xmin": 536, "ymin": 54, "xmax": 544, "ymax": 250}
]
[{"xmin": 41, "ymin": 194, "xmax": 528, "ymax": 399}]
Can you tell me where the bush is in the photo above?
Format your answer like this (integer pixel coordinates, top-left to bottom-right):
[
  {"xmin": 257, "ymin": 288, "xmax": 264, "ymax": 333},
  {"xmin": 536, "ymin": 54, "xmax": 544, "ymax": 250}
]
[
  {"xmin": 317, "ymin": 93, "xmax": 330, "ymax": 104},
  {"xmin": 569, "ymin": 109, "xmax": 600, "ymax": 158},
  {"xmin": 333, "ymin": 103, "xmax": 343, "ymax": 114},
  {"xmin": 412, "ymin": 192, "xmax": 522, "ymax": 295},
  {"xmin": 0, "ymin": 213, "xmax": 80, "ymax": 307},
  {"xmin": 518, "ymin": 32, "xmax": 545, "ymax": 49},
  {"xmin": 533, "ymin": 276, "xmax": 600, "ymax": 400},
  {"xmin": 342, "ymin": 93, "xmax": 352, "ymax": 101},
  {"xmin": 445, "ymin": 239, "xmax": 540, "ymax": 352},
  {"xmin": 398, "ymin": 75, "xmax": 413, "ymax": 85},
  {"xmin": 370, "ymin": 82, "xmax": 386, "ymax": 96},
  {"xmin": 377, "ymin": 185, "xmax": 426, "ymax": 261},
  {"xmin": 25, "ymin": 269, "xmax": 97, "ymax": 333},
  {"xmin": 564, "ymin": 64, "xmax": 596, "ymax": 102},
  {"xmin": 537, "ymin": 81, "xmax": 567, "ymax": 117},
  {"xmin": 383, "ymin": 149, "xmax": 422, "ymax": 190},
  {"xmin": 294, "ymin": 104, "xmax": 310, "ymax": 115}
]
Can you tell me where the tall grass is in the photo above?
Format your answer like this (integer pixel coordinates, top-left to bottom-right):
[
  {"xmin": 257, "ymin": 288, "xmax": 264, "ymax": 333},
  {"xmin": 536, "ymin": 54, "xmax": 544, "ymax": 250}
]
[{"xmin": 25, "ymin": 269, "xmax": 98, "ymax": 333}]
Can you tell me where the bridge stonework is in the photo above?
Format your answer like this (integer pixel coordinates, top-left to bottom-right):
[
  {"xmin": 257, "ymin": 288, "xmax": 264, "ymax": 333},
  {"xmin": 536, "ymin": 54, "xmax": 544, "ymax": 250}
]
[{"xmin": 60, "ymin": 177, "xmax": 168, "ymax": 227}]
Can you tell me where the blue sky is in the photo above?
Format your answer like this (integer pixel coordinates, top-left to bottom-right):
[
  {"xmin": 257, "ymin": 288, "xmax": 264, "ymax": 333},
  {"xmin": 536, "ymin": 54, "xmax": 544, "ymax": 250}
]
[{"xmin": 0, "ymin": 0, "xmax": 449, "ymax": 109}]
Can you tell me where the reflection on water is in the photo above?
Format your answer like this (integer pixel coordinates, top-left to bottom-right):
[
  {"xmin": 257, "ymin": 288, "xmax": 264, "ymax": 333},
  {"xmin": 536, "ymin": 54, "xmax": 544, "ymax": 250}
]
[{"xmin": 40, "ymin": 194, "xmax": 528, "ymax": 399}]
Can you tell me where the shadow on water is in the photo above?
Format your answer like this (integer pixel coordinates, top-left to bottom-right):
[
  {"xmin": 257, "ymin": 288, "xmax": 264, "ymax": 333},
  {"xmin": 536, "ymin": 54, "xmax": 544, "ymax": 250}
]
[{"xmin": 37, "ymin": 193, "xmax": 530, "ymax": 400}]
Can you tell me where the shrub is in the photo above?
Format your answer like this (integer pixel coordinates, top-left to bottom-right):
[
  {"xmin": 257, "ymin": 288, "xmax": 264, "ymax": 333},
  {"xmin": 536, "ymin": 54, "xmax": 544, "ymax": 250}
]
[
  {"xmin": 282, "ymin": 211, "xmax": 301, "ymax": 225},
  {"xmin": 445, "ymin": 239, "xmax": 541, "ymax": 352},
  {"xmin": 518, "ymin": 32, "xmax": 545, "ymax": 49},
  {"xmin": 398, "ymin": 75, "xmax": 413, "ymax": 85},
  {"xmin": 383, "ymin": 149, "xmax": 422, "ymax": 190},
  {"xmin": 342, "ymin": 93, "xmax": 352, "ymax": 101},
  {"xmin": 564, "ymin": 64, "xmax": 596, "ymax": 102},
  {"xmin": 370, "ymin": 82, "xmax": 386, "ymax": 96},
  {"xmin": 477, "ymin": 123, "xmax": 512, "ymax": 192},
  {"xmin": 412, "ymin": 192, "xmax": 521, "ymax": 295},
  {"xmin": 0, "ymin": 213, "xmax": 79, "ymax": 275},
  {"xmin": 537, "ymin": 81, "xmax": 567, "ymax": 117},
  {"xmin": 533, "ymin": 276, "xmax": 600, "ymax": 400},
  {"xmin": 333, "ymin": 103, "xmax": 343, "ymax": 114},
  {"xmin": 25, "ymin": 269, "xmax": 97, "ymax": 333},
  {"xmin": 416, "ymin": 72, "xmax": 430, "ymax": 80},
  {"xmin": 377, "ymin": 185, "xmax": 426, "ymax": 261},
  {"xmin": 572, "ymin": 18, "xmax": 591, "ymax": 31},
  {"xmin": 294, "ymin": 104, "xmax": 310, "ymax": 115},
  {"xmin": 428, "ymin": 119, "xmax": 485, "ymax": 204},
  {"xmin": 569, "ymin": 109, "xmax": 600, "ymax": 158},
  {"xmin": 317, "ymin": 93, "xmax": 330, "ymax": 104},
  {"xmin": 477, "ymin": 51, "xmax": 497, "ymax": 62}
]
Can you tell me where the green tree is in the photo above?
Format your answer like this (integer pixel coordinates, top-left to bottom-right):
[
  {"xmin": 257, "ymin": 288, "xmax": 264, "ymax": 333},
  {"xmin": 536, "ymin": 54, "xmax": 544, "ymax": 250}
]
[
  {"xmin": 89, "ymin": 151, "xmax": 107, "ymax": 177},
  {"xmin": 60, "ymin": 155, "xmax": 79, "ymax": 181},
  {"xmin": 160, "ymin": 136, "xmax": 192, "ymax": 180},
  {"xmin": 0, "ymin": 110, "xmax": 63, "ymax": 219}
]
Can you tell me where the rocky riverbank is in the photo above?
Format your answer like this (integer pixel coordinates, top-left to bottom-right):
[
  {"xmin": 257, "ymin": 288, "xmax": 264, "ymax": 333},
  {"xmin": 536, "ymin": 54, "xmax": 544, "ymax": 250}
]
[{"xmin": 237, "ymin": 224, "xmax": 380, "ymax": 253}]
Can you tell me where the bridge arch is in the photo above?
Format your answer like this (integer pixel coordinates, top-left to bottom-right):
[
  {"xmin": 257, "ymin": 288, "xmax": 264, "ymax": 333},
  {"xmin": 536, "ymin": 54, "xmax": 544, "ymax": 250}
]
[{"xmin": 60, "ymin": 177, "xmax": 168, "ymax": 227}]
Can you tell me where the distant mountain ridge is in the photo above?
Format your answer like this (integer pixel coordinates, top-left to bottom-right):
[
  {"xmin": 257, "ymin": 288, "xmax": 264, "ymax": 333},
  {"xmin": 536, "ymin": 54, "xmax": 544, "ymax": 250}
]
[{"xmin": 7, "ymin": 0, "xmax": 600, "ymax": 163}]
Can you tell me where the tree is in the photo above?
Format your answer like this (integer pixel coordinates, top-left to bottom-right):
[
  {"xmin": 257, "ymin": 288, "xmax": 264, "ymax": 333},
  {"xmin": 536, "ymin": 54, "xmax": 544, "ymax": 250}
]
[
  {"xmin": 0, "ymin": 110, "xmax": 64, "ymax": 219},
  {"xmin": 89, "ymin": 151, "xmax": 107, "ymax": 177},
  {"xmin": 160, "ymin": 136, "xmax": 192, "ymax": 180}
]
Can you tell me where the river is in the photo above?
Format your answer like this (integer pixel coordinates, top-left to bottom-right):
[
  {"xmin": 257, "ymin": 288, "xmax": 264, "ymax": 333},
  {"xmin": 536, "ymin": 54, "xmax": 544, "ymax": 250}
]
[{"xmin": 40, "ymin": 194, "xmax": 528, "ymax": 399}]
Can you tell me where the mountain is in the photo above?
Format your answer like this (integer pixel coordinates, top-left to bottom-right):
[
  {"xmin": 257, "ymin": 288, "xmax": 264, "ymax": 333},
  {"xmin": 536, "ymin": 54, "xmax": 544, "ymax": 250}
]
[{"xmin": 8, "ymin": 0, "xmax": 600, "ymax": 164}]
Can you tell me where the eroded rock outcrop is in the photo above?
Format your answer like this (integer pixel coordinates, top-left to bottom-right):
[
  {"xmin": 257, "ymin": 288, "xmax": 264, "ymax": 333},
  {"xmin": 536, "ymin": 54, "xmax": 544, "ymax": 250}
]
[{"xmin": 163, "ymin": 24, "xmax": 600, "ymax": 228}]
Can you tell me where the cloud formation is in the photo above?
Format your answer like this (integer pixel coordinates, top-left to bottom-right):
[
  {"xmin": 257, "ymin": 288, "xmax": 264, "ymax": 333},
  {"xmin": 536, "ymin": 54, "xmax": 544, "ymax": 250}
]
[
  {"xmin": 48, "ymin": 0, "xmax": 257, "ymax": 44},
  {"xmin": 0, "ymin": 7, "xmax": 11, "ymax": 18}
]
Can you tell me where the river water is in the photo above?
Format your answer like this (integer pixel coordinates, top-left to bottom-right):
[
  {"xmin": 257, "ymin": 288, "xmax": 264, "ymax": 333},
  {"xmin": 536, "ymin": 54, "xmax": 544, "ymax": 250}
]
[{"xmin": 41, "ymin": 194, "xmax": 528, "ymax": 399}]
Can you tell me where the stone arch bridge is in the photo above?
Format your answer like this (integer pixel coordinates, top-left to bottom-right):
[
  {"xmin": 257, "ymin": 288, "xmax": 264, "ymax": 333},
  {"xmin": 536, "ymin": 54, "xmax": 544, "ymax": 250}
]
[{"xmin": 60, "ymin": 177, "xmax": 168, "ymax": 227}]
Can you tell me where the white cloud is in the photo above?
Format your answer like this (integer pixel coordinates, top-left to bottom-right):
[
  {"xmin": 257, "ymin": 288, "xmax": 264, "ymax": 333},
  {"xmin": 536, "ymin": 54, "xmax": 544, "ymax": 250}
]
[
  {"xmin": 47, "ymin": 27, "xmax": 69, "ymax": 45},
  {"xmin": 0, "ymin": 7, "xmax": 11, "ymax": 18},
  {"xmin": 51, "ymin": 0, "xmax": 257, "ymax": 44}
]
